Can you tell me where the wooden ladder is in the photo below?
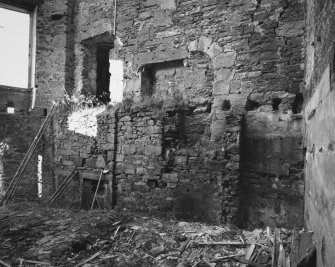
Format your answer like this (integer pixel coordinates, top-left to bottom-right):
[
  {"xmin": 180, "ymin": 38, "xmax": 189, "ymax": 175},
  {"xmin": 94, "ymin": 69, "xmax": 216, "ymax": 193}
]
[{"xmin": 0, "ymin": 103, "xmax": 57, "ymax": 206}]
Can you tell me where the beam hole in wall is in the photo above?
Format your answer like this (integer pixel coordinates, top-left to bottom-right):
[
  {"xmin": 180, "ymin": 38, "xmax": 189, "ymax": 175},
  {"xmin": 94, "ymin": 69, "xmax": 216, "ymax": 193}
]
[
  {"xmin": 221, "ymin": 100, "xmax": 231, "ymax": 111},
  {"xmin": 147, "ymin": 179, "xmax": 159, "ymax": 189},
  {"xmin": 292, "ymin": 93, "xmax": 303, "ymax": 114},
  {"xmin": 272, "ymin": 98, "xmax": 282, "ymax": 111},
  {"xmin": 50, "ymin": 13, "xmax": 63, "ymax": 21},
  {"xmin": 245, "ymin": 99, "xmax": 260, "ymax": 111}
]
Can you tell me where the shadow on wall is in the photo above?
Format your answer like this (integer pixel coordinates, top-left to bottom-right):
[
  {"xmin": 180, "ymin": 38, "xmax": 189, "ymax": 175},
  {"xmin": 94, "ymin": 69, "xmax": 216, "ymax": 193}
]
[
  {"xmin": 173, "ymin": 184, "xmax": 222, "ymax": 225},
  {"xmin": 238, "ymin": 112, "xmax": 304, "ymax": 229}
]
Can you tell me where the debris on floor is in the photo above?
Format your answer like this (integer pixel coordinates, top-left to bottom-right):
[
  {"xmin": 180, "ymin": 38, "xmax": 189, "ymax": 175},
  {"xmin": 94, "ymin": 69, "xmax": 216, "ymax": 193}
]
[{"xmin": 0, "ymin": 202, "xmax": 312, "ymax": 267}]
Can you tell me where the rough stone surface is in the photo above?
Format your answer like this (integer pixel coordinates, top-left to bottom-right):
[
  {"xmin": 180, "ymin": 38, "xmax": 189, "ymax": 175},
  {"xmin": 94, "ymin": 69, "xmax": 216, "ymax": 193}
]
[
  {"xmin": 0, "ymin": 86, "xmax": 31, "ymax": 113},
  {"xmin": 240, "ymin": 112, "xmax": 304, "ymax": 228},
  {"xmin": 0, "ymin": 114, "xmax": 53, "ymax": 201},
  {"xmin": 304, "ymin": 1, "xmax": 335, "ymax": 265},
  {"xmin": 0, "ymin": 0, "xmax": 306, "ymax": 229}
]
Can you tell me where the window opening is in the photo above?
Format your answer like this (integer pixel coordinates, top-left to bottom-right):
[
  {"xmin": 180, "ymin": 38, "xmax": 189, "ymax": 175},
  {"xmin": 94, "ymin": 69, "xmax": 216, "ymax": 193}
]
[
  {"xmin": 109, "ymin": 59, "xmax": 123, "ymax": 104},
  {"xmin": 96, "ymin": 43, "xmax": 113, "ymax": 103},
  {"xmin": 0, "ymin": 6, "xmax": 33, "ymax": 88}
]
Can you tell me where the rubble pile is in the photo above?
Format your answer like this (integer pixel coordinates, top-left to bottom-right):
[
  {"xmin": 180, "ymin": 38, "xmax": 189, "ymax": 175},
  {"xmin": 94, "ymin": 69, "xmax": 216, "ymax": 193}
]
[{"xmin": 0, "ymin": 203, "xmax": 308, "ymax": 267}]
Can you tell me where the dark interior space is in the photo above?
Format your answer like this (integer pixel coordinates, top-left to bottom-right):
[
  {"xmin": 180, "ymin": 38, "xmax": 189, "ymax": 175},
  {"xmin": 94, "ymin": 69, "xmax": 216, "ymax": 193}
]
[{"xmin": 96, "ymin": 43, "xmax": 112, "ymax": 103}]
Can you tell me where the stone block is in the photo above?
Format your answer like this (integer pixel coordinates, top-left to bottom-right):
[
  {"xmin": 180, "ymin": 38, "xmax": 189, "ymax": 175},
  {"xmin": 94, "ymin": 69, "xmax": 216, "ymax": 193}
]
[
  {"xmin": 96, "ymin": 154, "xmax": 106, "ymax": 168},
  {"xmin": 136, "ymin": 167, "xmax": 147, "ymax": 174},
  {"xmin": 213, "ymin": 80, "xmax": 230, "ymax": 95},
  {"xmin": 124, "ymin": 78, "xmax": 141, "ymax": 93},
  {"xmin": 86, "ymin": 157, "xmax": 96, "ymax": 168},
  {"xmin": 124, "ymin": 144, "xmax": 137, "ymax": 155},
  {"xmin": 206, "ymin": 42, "xmax": 222, "ymax": 59},
  {"xmin": 156, "ymin": 29, "xmax": 181, "ymax": 39},
  {"xmin": 139, "ymin": 12, "xmax": 151, "ymax": 20},
  {"xmin": 74, "ymin": 157, "xmax": 84, "ymax": 167},
  {"xmin": 102, "ymin": 144, "xmax": 114, "ymax": 150},
  {"xmin": 227, "ymin": 94, "xmax": 247, "ymax": 114},
  {"xmin": 153, "ymin": 11, "xmax": 172, "ymax": 26},
  {"xmin": 125, "ymin": 166, "xmax": 135, "ymax": 175},
  {"xmin": 145, "ymin": 145, "xmax": 162, "ymax": 156},
  {"xmin": 214, "ymin": 69, "xmax": 234, "ymax": 81},
  {"xmin": 135, "ymin": 48, "xmax": 187, "ymax": 65},
  {"xmin": 158, "ymin": 0, "xmax": 177, "ymax": 10},
  {"xmin": 229, "ymin": 80, "xmax": 242, "ymax": 94},
  {"xmin": 211, "ymin": 120, "xmax": 226, "ymax": 141},
  {"xmin": 212, "ymin": 52, "xmax": 236, "ymax": 69},
  {"xmin": 197, "ymin": 36, "xmax": 212, "ymax": 52},
  {"xmin": 174, "ymin": 155, "xmax": 188, "ymax": 165},
  {"xmin": 116, "ymin": 154, "xmax": 124, "ymax": 162},
  {"xmin": 276, "ymin": 21, "xmax": 304, "ymax": 37},
  {"xmin": 162, "ymin": 173, "xmax": 178, "ymax": 182},
  {"xmin": 213, "ymin": 109, "xmax": 227, "ymax": 120},
  {"xmin": 143, "ymin": 0, "xmax": 157, "ymax": 7},
  {"xmin": 119, "ymin": 115, "xmax": 131, "ymax": 122},
  {"xmin": 188, "ymin": 40, "xmax": 198, "ymax": 52}
]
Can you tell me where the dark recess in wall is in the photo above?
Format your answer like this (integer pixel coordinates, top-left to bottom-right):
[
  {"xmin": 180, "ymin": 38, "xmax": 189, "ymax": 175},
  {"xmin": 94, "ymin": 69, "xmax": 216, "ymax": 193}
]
[
  {"xmin": 96, "ymin": 43, "xmax": 113, "ymax": 103},
  {"xmin": 292, "ymin": 93, "xmax": 303, "ymax": 114}
]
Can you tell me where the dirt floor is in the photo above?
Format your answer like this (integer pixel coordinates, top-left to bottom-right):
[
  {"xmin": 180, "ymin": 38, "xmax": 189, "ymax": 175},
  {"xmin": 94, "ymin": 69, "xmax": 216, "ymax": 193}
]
[{"xmin": 0, "ymin": 202, "xmax": 286, "ymax": 267}]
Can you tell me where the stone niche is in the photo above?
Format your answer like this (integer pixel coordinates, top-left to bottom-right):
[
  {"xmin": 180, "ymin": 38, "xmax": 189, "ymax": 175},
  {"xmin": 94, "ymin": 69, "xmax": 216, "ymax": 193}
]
[
  {"xmin": 81, "ymin": 32, "xmax": 114, "ymax": 102},
  {"xmin": 140, "ymin": 60, "xmax": 185, "ymax": 101},
  {"xmin": 129, "ymin": 47, "xmax": 214, "ymax": 106}
]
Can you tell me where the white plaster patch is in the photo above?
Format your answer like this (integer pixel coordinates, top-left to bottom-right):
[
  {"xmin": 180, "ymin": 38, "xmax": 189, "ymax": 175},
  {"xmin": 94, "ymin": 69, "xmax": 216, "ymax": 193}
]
[{"xmin": 68, "ymin": 106, "xmax": 105, "ymax": 137}]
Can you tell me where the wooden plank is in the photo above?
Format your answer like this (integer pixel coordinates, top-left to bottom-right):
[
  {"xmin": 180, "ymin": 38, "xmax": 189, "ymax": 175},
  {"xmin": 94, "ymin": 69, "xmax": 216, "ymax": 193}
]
[
  {"xmin": 197, "ymin": 241, "xmax": 248, "ymax": 246},
  {"xmin": 246, "ymin": 244, "xmax": 256, "ymax": 260},
  {"xmin": 290, "ymin": 229, "xmax": 299, "ymax": 267},
  {"xmin": 0, "ymin": 259, "xmax": 11, "ymax": 267},
  {"xmin": 74, "ymin": 251, "xmax": 101, "ymax": 267},
  {"xmin": 272, "ymin": 228, "xmax": 281, "ymax": 267},
  {"xmin": 233, "ymin": 256, "xmax": 267, "ymax": 267},
  {"xmin": 278, "ymin": 244, "xmax": 285, "ymax": 267},
  {"xmin": 91, "ymin": 170, "xmax": 104, "ymax": 210}
]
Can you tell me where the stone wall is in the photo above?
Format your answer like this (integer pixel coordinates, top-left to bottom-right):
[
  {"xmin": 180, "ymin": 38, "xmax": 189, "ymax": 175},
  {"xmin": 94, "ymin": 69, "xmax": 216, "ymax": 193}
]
[
  {"xmin": 117, "ymin": 0, "xmax": 305, "ymax": 107},
  {"xmin": 0, "ymin": 86, "xmax": 31, "ymax": 113},
  {"xmin": 0, "ymin": 0, "xmax": 307, "ymax": 228},
  {"xmin": 45, "ymin": 0, "xmax": 306, "ymax": 227},
  {"xmin": 0, "ymin": 113, "xmax": 51, "ymax": 201},
  {"xmin": 52, "ymin": 106, "xmax": 114, "ymax": 208},
  {"xmin": 34, "ymin": 0, "xmax": 70, "ymax": 109},
  {"xmin": 240, "ymin": 112, "xmax": 304, "ymax": 228},
  {"xmin": 73, "ymin": 0, "xmax": 114, "ymax": 97},
  {"xmin": 304, "ymin": 1, "xmax": 335, "ymax": 266},
  {"xmin": 113, "ymin": 0, "xmax": 305, "ymax": 227}
]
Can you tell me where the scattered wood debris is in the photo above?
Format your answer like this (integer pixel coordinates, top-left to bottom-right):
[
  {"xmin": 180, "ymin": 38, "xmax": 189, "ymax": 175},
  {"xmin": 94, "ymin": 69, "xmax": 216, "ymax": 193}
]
[{"xmin": 0, "ymin": 202, "xmax": 314, "ymax": 266}]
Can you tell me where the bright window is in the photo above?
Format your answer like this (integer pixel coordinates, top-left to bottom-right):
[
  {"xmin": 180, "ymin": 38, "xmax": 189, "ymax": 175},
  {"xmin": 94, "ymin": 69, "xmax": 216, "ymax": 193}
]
[
  {"xmin": 109, "ymin": 59, "xmax": 123, "ymax": 103},
  {"xmin": 0, "ymin": 6, "xmax": 31, "ymax": 88}
]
